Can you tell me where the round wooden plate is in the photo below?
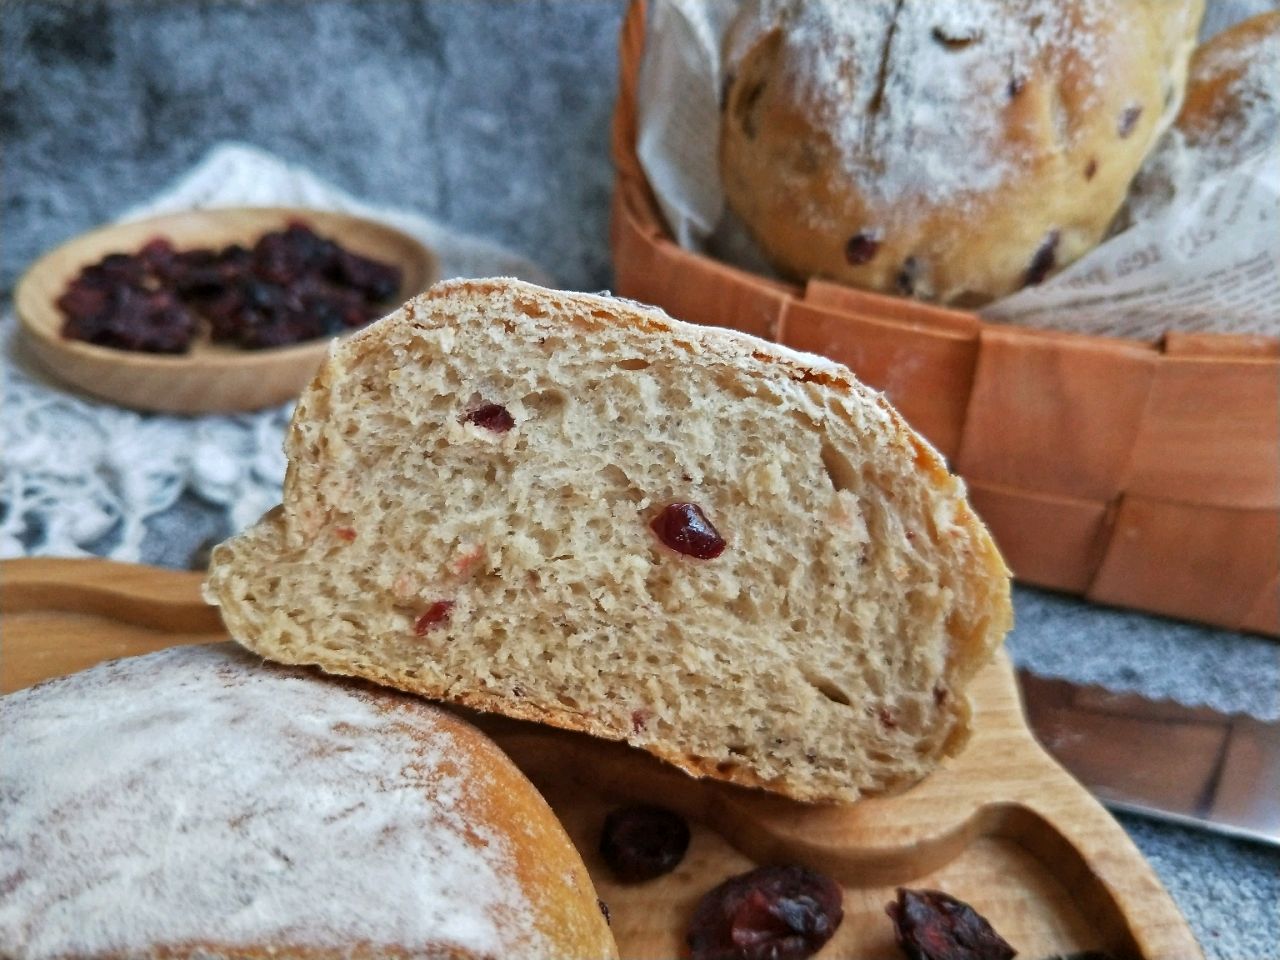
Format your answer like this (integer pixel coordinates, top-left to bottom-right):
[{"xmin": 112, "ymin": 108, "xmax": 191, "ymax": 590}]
[{"xmin": 14, "ymin": 207, "xmax": 438, "ymax": 414}]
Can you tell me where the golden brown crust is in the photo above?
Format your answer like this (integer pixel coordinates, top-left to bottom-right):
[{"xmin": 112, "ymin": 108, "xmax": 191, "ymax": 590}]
[
  {"xmin": 1121, "ymin": 11, "xmax": 1278, "ymax": 230},
  {"xmin": 719, "ymin": 0, "xmax": 1204, "ymax": 305},
  {"xmin": 1177, "ymin": 11, "xmax": 1279, "ymax": 146},
  {"xmin": 2, "ymin": 643, "xmax": 617, "ymax": 960}
]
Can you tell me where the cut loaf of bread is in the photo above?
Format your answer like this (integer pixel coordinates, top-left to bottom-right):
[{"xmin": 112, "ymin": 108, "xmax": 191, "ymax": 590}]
[{"xmin": 206, "ymin": 278, "xmax": 1011, "ymax": 803}]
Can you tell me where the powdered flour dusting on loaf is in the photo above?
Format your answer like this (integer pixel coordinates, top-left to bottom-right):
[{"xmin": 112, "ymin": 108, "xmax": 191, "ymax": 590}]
[
  {"xmin": 729, "ymin": 0, "xmax": 1117, "ymax": 208},
  {"xmin": 1123, "ymin": 12, "xmax": 1279, "ymax": 228},
  {"xmin": 1178, "ymin": 15, "xmax": 1278, "ymax": 160},
  {"xmin": 0, "ymin": 645, "xmax": 550, "ymax": 958}
]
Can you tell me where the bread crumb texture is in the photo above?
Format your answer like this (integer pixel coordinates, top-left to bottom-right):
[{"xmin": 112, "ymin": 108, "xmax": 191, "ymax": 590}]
[
  {"xmin": 206, "ymin": 278, "xmax": 1012, "ymax": 803},
  {"xmin": 0, "ymin": 643, "xmax": 616, "ymax": 959}
]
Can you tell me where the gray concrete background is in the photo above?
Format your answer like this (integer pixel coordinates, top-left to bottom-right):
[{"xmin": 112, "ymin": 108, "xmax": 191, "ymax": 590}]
[
  {"xmin": 5, "ymin": 2, "xmax": 1278, "ymax": 956},
  {"xmin": 2, "ymin": 0, "xmax": 622, "ymax": 297}
]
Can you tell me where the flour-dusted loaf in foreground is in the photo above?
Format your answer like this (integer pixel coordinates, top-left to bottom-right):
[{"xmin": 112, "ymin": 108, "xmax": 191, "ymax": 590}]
[
  {"xmin": 206, "ymin": 278, "xmax": 1012, "ymax": 803},
  {"xmin": 0, "ymin": 644, "xmax": 616, "ymax": 960}
]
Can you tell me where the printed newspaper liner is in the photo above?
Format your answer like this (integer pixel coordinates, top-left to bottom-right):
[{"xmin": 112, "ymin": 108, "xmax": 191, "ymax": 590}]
[{"xmin": 610, "ymin": 0, "xmax": 1279, "ymax": 636}]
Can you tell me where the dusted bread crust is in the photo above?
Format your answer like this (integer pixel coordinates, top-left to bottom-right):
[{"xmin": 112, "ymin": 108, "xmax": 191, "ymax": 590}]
[
  {"xmin": 719, "ymin": 0, "xmax": 1205, "ymax": 305},
  {"xmin": 0, "ymin": 643, "xmax": 617, "ymax": 960},
  {"xmin": 1124, "ymin": 11, "xmax": 1280, "ymax": 225},
  {"xmin": 206, "ymin": 278, "xmax": 1012, "ymax": 804}
]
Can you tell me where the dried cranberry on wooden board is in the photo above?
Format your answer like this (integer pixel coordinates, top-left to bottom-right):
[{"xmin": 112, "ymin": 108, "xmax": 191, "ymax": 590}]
[
  {"xmin": 57, "ymin": 223, "xmax": 402, "ymax": 354},
  {"xmin": 686, "ymin": 864, "xmax": 843, "ymax": 960},
  {"xmin": 887, "ymin": 888, "xmax": 1016, "ymax": 960},
  {"xmin": 599, "ymin": 805, "xmax": 690, "ymax": 883}
]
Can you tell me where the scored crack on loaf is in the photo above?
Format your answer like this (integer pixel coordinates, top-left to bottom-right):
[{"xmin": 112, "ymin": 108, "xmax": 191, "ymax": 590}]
[
  {"xmin": 206, "ymin": 278, "xmax": 1012, "ymax": 804},
  {"xmin": 0, "ymin": 643, "xmax": 617, "ymax": 960},
  {"xmin": 719, "ymin": 0, "xmax": 1205, "ymax": 305}
]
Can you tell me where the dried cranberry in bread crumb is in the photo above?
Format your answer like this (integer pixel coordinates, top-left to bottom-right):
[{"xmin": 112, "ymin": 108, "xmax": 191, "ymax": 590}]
[
  {"xmin": 720, "ymin": 0, "xmax": 1204, "ymax": 304},
  {"xmin": 650, "ymin": 501, "xmax": 727, "ymax": 559},
  {"xmin": 414, "ymin": 599, "xmax": 456, "ymax": 634},
  {"xmin": 463, "ymin": 401, "xmax": 517, "ymax": 432},
  {"xmin": 205, "ymin": 278, "xmax": 1012, "ymax": 804},
  {"xmin": 0, "ymin": 644, "xmax": 617, "ymax": 960}
]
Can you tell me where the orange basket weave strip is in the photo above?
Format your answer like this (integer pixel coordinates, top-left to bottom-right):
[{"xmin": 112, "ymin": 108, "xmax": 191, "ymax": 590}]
[{"xmin": 610, "ymin": 0, "xmax": 1279, "ymax": 636}]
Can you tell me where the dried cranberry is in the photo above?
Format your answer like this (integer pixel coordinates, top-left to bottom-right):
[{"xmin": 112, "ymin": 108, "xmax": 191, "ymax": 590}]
[
  {"xmin": 56, "ymin": 282, "xmax": 110, "ymax": 323},
  {"xmin": 687, "ymin": 864, "xmax": 843, "ymax": 960},
  {"xmin": 138, "ymin": 237, "xmax": 177, "ymax": 272},
  {"xmin": 931, "ymin": 26, "xmax": 980, "ymax": 49},
  {"xmin": 463, "ymin": 403, "xmax": 516, "ymax": 433},
  {"xmin": 845, "ymin": 231, "xmax": 883, "ymax": 265},
  {"xmin": 414, "ymin": 601, "xmax": 455, "ymax": 635},
  {"xmin": 329, "ymin": 248, "xmax": 402, "ymax": 301},
  {"xmin": 1024, "ymin": 230, "xmax": 1060, "ymax": 287},
  {"xmin": 62, "ymin": 284, "xmax": 198, "ymax": 354},
  {"xmin": 600, "ymin": 805, "xmax": 690, "ymax": 883},
  {"xmin": 91, "ymin": 252, "xmax": 146, "ymax": 285},
  {"xmin": 887, "ymin": 889, "xmax": 1015, "ymax": 960},
  {"xmin": 631, "ymin": 708, "xmax": 652, "ymax": 733},
  {"xmin": 239, "ymin": 313, "xmax": 323, "ymax": 350},
  {"xmin": 651, "ymin": 503, "xmax": 726, "ymax": 559},
  {"xmin": 1118, "ymin": 105, "xmax": 1143, "ymax": 138}
]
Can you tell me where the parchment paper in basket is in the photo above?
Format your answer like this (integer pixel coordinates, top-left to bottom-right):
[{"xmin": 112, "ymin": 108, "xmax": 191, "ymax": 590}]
[
  {"xmin": 637, "ymin": 0, "xmax": 1280, "ymax": 341},
  {"xmin": 983, "ymin": 154, "xmax": 1280, "ymax": 338}
]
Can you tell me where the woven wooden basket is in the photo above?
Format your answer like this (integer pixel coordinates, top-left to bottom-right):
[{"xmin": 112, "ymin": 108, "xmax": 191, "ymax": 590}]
[{"xmin": 609, "ymin": 0, "xmax": 1279, "ymax": 636}]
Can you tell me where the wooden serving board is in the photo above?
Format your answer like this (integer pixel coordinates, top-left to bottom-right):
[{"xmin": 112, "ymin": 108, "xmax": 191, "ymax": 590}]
[{"xmin": 1, "ymin": 559, "xmax": 1202, "ymax": 960}]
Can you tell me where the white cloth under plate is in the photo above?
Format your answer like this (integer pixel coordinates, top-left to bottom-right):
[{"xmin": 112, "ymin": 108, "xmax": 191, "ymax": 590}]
[{"xmin": 0, "ymin": 143, "xmax": 551, "ymax": 562}]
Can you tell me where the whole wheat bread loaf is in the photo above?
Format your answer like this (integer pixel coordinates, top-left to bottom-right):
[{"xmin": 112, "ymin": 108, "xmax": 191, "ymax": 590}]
[{"xmin": 205, "ymin": 278, "xmax": 1011, "ymax": 803}]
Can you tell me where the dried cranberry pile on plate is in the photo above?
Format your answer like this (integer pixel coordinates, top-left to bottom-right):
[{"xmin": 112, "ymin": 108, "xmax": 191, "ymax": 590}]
[{"xmin": 57, "ymin": 223, "xmax": 402, "ymax": 353}]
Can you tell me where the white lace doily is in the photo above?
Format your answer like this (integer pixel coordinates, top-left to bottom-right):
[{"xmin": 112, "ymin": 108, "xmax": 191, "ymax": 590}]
[{"xmin": 0, "ymin": 143, "xmax": 552, "ymax": 562}]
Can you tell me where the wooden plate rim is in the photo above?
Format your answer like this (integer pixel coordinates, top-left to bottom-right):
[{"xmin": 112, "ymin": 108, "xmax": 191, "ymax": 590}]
[{"xmin": 14, "ymin": 205, "xmax": 439, "ymax": 375}]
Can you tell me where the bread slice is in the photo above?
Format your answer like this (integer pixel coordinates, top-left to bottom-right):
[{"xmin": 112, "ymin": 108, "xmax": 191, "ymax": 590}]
[{"xmin": 205, "ymin": 278, "xmax": 1011, "ymax": 803}]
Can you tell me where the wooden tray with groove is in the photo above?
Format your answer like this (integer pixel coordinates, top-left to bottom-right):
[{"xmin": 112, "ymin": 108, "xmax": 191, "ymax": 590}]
[{"xmin": 1, "ymin": 558, "xmax": 1202, "ymax": 960}]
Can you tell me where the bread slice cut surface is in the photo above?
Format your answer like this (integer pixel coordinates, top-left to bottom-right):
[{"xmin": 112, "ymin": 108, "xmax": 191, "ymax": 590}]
[{"xmin": 206, "ymin": 278, "xmax": 1011, "ymax": 803}]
